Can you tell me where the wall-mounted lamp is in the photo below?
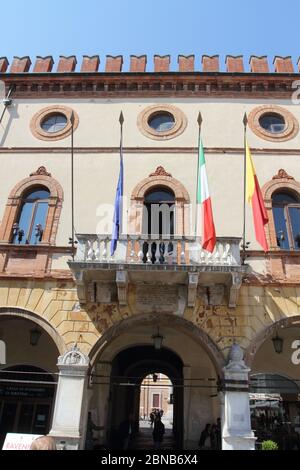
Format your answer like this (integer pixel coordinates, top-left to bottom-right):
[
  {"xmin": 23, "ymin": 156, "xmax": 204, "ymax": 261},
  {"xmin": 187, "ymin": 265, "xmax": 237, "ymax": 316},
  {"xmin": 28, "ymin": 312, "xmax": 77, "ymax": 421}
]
[
  {"xmin": 30, "ymin": 327, "xmax": 42, "ymax": 346},
  {"xmin": 152, "ymin": 327, "xmax": 164, "ymax": 350},
  {"xmin": 272, "ymin": 334, "xmax": 283, "ymax": 354}
]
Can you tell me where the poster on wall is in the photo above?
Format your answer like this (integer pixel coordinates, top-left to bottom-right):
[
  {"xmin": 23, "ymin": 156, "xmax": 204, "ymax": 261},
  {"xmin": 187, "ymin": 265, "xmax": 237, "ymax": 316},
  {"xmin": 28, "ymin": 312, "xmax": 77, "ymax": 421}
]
[{"xmin": 2, "ymin": 433, "xmax": 42, "ymax": 450}]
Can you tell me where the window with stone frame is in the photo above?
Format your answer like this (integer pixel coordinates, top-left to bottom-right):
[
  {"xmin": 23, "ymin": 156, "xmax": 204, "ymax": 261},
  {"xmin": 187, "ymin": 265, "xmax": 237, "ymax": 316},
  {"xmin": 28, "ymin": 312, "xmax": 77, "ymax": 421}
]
[
  {"xmin": 0, "ymin": 167, "xmax": 63, "ymax": 246},
  {"xmin": 272, "ymin": 191, "xmax": 300, "ymax": 250},
  {"xmin": 12, "ymin": 187, "xmax": 50, "ymax": 245}
]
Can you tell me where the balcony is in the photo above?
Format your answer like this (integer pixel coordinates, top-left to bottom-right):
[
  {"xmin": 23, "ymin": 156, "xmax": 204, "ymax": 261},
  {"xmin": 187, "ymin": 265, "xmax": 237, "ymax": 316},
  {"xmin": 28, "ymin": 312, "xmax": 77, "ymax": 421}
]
[{"xmin": 69, "ymin": 235, "xmax": 247, "ymax": 308}]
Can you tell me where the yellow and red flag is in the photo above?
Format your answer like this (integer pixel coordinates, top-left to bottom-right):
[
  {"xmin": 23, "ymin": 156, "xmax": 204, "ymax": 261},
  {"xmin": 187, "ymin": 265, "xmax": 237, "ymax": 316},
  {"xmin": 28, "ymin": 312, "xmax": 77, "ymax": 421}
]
[{"xmin": 245, "ymin": 141, "xmax": 268, "ymax": 252}]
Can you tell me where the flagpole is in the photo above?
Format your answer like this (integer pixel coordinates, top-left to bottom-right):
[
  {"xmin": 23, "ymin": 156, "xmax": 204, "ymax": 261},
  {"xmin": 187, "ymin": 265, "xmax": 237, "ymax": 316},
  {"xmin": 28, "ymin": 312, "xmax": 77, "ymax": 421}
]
[
  {"xmin": 195, "ymin": 112, "xmax": 202, "ymax": 238},
  {"xmin": 242, "ymin": 112, "xmax": 248, "ymax": 265},
  {"xmin": 119, "ymin": 111, "xmax": 124, "ymax": 235},
  {"xmin": 70, "ymin": 111, "xmax": 75, "ymax": 261}
]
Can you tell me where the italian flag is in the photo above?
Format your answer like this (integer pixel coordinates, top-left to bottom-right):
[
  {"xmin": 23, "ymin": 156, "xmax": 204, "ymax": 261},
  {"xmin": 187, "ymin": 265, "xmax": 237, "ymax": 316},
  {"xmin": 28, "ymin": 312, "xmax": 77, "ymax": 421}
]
[
  {"xmin": 245, "ymin": 140, "xmax": 268, "ymax": 252},
  {"xmin": 197, "ymin": 140, "xmax": 216, "ymax": 252}
]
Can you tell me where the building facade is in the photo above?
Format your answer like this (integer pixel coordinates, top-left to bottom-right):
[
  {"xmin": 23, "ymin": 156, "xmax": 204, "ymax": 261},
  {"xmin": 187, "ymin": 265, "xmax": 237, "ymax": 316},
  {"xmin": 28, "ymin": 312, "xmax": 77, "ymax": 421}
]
[{"xmin": 0, "ymin": 53, "xmax": 300, "ymax": 450}]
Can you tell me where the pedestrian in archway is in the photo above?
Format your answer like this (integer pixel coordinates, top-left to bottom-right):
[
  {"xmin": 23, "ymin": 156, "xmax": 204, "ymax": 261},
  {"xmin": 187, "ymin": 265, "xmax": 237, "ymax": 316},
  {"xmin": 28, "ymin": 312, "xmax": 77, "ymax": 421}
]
[
  {"xmin": 152, "ymin": 415, "xmax": 165, "ymax": 449},
  {"xmin": 199, "ymin": 423, "xmax": 211, "ymax": 450},
  {"xmin": 150, "ymin": 410, "xmax": 155, "ymax": 427}
]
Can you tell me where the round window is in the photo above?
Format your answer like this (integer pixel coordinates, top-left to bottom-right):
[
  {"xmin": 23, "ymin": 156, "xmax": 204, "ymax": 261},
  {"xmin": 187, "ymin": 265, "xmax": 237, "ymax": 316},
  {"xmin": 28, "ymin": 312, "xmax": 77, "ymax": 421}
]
[
  {"xmin": 148, "ymin": 112, "xmax": 175, "ymax": 132},
  {"xmin": 41, "ymin": 113, "xmax": 68, "ymax": 133},
  {"xmin": 259, "ymin": 113, "xmax": 286, "ymax": 134}
]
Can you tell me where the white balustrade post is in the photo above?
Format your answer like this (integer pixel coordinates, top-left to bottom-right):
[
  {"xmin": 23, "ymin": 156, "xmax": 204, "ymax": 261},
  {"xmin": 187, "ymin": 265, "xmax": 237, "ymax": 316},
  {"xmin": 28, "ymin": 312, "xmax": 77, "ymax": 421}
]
[{"xmin": 138, "ymin": 239, "xmax": 144, "ymax": 263}]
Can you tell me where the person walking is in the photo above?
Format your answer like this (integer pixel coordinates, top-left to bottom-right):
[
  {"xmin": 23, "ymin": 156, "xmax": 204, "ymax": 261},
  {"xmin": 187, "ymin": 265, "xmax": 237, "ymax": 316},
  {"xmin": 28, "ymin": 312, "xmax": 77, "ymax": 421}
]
[
  {"xmin": 150, "ymin": 411, "xmax": 155, "ymax": 427},
  {"xmin": 198, "ymin": 423, "xmax": 212, "ymax": 450},
  {"xmin": 152, "ymin": 415, "xmax": 165, "ymax": 450}
]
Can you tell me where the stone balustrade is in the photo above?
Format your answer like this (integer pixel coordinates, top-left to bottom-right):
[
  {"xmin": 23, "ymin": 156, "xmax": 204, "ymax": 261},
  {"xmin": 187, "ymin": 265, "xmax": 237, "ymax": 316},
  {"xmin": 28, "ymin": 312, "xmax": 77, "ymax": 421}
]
[{"xmin": 75, "ymin": 234, "xmax": 242, "ymax": 267}]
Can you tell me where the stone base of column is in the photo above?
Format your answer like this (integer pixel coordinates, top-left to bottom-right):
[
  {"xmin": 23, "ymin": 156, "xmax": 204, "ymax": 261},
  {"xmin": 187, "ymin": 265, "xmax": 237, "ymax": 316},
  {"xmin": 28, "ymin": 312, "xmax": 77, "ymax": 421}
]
[
  {"xmin": 222, "ymin": 432, "xmax": 256, "ymax": 450},
  {"xmin": 48, "ymin": 433, "xmax": 81, "ymax": 450}
]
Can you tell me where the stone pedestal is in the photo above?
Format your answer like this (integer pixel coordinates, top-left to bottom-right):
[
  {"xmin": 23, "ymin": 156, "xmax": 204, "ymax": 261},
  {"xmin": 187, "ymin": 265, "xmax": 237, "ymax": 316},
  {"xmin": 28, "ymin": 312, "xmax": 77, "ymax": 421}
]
[
  {"xmin": 222, "ymin": 344, "xmax": 256, "ymax": 450},
  {"xmin": 49, "ymin": 344, "xmax": 90, "ymax": 450}
]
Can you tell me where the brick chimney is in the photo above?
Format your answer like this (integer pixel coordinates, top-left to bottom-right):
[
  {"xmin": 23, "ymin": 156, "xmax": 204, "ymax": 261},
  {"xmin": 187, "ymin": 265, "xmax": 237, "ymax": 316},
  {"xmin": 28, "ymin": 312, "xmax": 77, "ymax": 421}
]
[
  {"xmin": 178, "ymin": 55, "xmax": 195, "ymax": 72},
  {"xmin": 225, "ymin": 55, "xmax": 244, "ymax": 73},
  {"xmin": 154, "ymin": 55, "xmax": 170, "ymax": 72},
  {"xmin": 10, "ymin": 56, "xmax": 32, "ymax": 73},
  {"xmin": 33, "ymin": 56, "xmax": 54, "ymax": 73},
  {"xmin": 130, "ymin": 55, "xmax": 147, "ymax": 72},
  {"xmin": 81, "ymin": 55, "xmax": 100, "ymax": 72},
  {"xmin": 57, "ymin": 56, "xmax": 77, "ymax": 73},
  {"xmin": 105, "ymin": 56, "xmax": 123, "ymax": 72},
  {"xmin": 202, "ymin": 55, "xmax": 219, "ymax": 72},
  {"xmin": 249, "ymin": 56, "xmax": 269, "ymax": 73}
]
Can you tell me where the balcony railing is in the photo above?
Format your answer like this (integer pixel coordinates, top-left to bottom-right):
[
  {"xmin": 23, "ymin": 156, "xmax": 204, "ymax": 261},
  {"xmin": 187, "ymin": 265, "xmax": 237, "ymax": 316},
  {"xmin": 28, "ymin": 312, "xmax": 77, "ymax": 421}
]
[{"xmin": 74, "ymin": 235, "xmax": 242, "ymax": 267}]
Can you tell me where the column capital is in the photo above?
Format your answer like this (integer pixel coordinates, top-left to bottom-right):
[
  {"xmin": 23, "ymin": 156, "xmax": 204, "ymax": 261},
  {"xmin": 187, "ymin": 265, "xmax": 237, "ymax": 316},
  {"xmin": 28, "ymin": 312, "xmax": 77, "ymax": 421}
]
[{"xmin": 57, "ymin": 343, "xmax": 90, "ymax": 375}]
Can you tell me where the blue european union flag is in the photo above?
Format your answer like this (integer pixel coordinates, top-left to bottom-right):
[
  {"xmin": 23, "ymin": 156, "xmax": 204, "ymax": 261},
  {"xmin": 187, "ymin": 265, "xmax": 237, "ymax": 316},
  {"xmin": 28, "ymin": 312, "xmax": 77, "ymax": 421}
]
[{"xmin": 110, "ymin": 152, "xmax": 124, "ymax": 256}]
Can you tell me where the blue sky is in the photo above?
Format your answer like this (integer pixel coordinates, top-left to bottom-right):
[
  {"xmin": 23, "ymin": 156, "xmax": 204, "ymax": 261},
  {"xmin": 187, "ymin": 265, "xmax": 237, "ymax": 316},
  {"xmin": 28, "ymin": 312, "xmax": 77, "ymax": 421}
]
[{"xmin": 1, "ymin": 0, "xmax": 300, "ymax": 72}]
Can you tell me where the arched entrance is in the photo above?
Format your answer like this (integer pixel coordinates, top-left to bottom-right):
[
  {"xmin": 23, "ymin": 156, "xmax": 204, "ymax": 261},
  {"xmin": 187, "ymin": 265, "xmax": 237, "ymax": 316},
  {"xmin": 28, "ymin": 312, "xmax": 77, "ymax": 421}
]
[
  {"xmin": 0, "ymin": 365, "xmax": 56, "ymax": 447},
  {"xmin": 0, "ymin": 311, "xmax": 62, "ymax": 447},
  {"xmin": 107, "ymin": 345, "xmax": 183, "ymax": 449},
  {"xmin": 246, "ymin": 317, "xmax": 300, "ymax": 450},
  {"xmin": 89, "ymin": 314, "xmax": 223, "ymax": 450}
]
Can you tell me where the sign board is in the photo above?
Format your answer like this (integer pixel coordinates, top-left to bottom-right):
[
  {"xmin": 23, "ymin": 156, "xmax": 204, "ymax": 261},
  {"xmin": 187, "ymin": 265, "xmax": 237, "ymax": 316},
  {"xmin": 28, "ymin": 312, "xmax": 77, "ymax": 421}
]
[{"xmin": 2, "ymin": 433, "xmax": 42, "ymax": 450}]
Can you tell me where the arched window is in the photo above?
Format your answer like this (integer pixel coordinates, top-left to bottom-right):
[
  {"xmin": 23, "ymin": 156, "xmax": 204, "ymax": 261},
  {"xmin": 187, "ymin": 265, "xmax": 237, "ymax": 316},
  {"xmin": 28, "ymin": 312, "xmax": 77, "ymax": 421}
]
[
  {"xmin": 272, "ymin": 191, "xmax": 300, "ymax": 250},
  {"xmin": 12, "ymin": 187, "xmax": 50, "ymax": 245},
  {"xmin": 143, "ymin": 187, "xmax": 175, "ymax": 237}
]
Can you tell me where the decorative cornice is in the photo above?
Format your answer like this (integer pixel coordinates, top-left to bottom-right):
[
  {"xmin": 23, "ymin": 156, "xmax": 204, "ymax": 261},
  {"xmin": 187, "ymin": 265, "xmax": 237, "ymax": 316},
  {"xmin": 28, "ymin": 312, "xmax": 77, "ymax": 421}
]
[
  {"xmin": 272, "ymin": 168, "xmax": 294, "ymax": 180},
  {"xmin": 149, "ymin": 166, "xmax": 172, "ymax": 177},
  {"xmin": 30, "ymin": 166, "xmax": 52, "ymax": 177},
  {"xmin": 1, "ymin": 72, "xmax": 299, "ymax": 100}
]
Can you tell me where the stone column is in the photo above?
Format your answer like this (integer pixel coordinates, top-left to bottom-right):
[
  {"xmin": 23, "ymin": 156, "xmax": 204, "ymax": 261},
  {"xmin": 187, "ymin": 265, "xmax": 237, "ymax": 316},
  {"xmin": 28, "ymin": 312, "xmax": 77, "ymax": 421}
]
[
  {"xmin": 49, "ymin": 344, "xmax": 90, "ymax": 450},
  {"xmin": 93, "ymin": 362, "xmax": 111, "ymax": 445},
  {"xmin": 222, "ymin": 343, "xmax": 256, "ymax": 450},
  {"xmin": 183, "ymin": 365, "xmax": 192, "ymax": 448}
]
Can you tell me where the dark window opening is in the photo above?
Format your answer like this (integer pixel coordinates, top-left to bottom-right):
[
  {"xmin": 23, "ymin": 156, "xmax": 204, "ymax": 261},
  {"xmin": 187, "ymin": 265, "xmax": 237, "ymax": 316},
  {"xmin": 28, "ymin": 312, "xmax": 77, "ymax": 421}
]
[
  {"xmin": 259, "ymin": 113, "xmax": 286, "ymax": 134},
  {"xmin": 272, "ymin": 191, "xmax": 300, "ymax": 250},
  {"xmin": 148, "ymin": 112, "xmax": 175, "ymax": 132},
  {"xmin": 12, "ymin": 187, "xmax": 50, "ymax": 245}
]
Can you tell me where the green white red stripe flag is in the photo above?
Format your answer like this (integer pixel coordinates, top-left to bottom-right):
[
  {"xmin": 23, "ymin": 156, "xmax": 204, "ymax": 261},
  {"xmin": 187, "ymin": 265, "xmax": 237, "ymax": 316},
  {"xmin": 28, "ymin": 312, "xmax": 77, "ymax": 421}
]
[{"xmin": 196, "ymin": 140, "xmax": 216, "ymax": 252}]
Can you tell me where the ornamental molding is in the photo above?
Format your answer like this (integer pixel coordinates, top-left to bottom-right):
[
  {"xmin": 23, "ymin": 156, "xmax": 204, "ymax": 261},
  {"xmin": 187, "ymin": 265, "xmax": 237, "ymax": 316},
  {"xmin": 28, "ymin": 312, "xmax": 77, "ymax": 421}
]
[
  {"xmin": 248, "ymin": 105, "xmax": 299, "ymax": 142},
  {"xmin": 30, "ymin": 105, "xmax": 79, "ymax": 142},
  {"xmin": 137, "ymin": 104, "xmax": 187, "ymax": 141},
  {"xmin": 3, "ymin": 74, "xmax": 299, "ymax": 100},
  {"xmin": 149, "ymin": 166, "xmax": 172, "ymax": 177},
  {"xmin": 58, "ymin": 343, "xmax": 89, "ymax": 367},
  {"xmin": 30, "ymin": 166, "xmax": 52, "ymax": 177},
  {"xmin": 272, "ymin": 168, "xmax": 294, "ymax": 180}
]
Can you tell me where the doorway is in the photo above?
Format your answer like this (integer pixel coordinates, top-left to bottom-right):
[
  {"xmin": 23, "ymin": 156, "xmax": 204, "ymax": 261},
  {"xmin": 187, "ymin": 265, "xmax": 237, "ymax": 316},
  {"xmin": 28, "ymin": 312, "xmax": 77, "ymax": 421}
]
[
  {"xmin": 107, "ymin": 345, "xmax": 183, "ymax": 450},
  {"xmin": 0, "ymin": 365, "xmax": 55, "ymax": 447}
]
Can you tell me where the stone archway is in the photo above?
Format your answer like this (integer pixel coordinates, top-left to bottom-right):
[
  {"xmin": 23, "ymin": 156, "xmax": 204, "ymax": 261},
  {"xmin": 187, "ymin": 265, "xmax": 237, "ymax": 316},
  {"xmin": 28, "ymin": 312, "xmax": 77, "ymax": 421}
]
[
  {"xmin": 0, "ymin": 308, "xmax": 64, "ymax": 447},
  {"xmin": 245, "ymin": 315, "xmax": 300, "ymax": 368},
  {"xmin": 245, "ymin": 316, "xmax": 300, "ymax": 450},
  {"xmin": 89, "ymin": 313, "xmax": 225, "ymax": 374},
  {"xmin": 129, "ymin": 166, "xmax": 191, "ymax": 236},
  {"xmin": 89, "ymin": 313, "xmax": 224, "ymax": 449},
  {"xmin": 0, "ymin": 307, "xmax": 66, "ymax": 355}
]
